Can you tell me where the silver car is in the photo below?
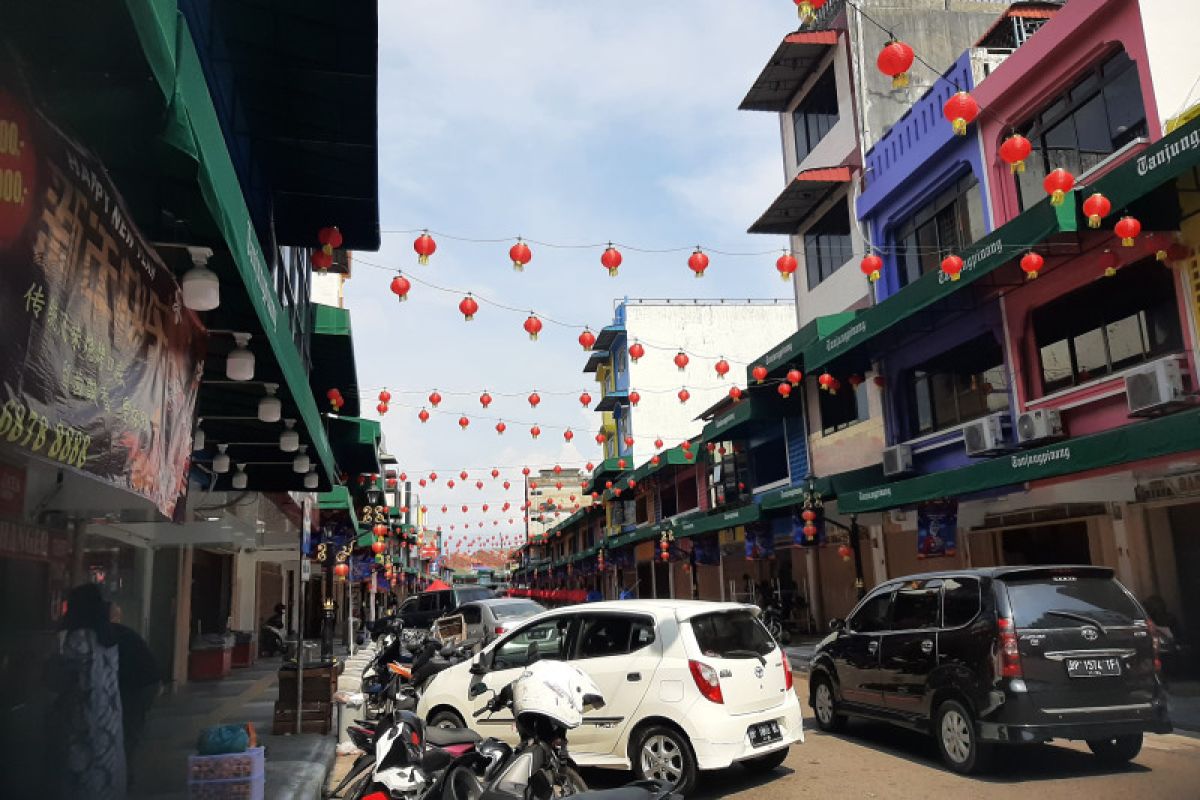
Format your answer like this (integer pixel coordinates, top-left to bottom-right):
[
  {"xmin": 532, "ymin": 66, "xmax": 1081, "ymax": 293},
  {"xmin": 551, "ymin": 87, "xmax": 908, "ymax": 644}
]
[{"xmin": 436, "ymin": 598, "xmax": 546, "ymax": 644}]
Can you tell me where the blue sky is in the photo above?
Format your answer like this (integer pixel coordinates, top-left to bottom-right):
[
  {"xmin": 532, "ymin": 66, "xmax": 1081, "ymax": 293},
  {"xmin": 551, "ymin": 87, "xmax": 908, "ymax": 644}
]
[{"xmin": 344, "ymin": 1, "xmax": 799, "ymax": 550}]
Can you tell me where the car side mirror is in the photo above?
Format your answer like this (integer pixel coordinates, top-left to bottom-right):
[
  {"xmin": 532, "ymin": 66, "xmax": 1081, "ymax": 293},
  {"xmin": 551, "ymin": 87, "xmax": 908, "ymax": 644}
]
[
  {"xmin": 829, "ymin": 618, "xmax": 845, "ymax": 632},
  {"xmin": 581, "ymin": 693, "xmax": 605, "ymax": 711},
  {"xmin": 469, "ymin": 652, "xmax": 491, "ymax": 675},
  {"xmin": 468, "ymin": 681, "xmax": 489, "ymax": 699}
]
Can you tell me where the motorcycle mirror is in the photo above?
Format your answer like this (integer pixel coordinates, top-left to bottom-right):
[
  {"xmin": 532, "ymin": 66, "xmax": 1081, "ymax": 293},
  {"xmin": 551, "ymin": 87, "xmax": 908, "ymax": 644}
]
[
  {"xmin": 468, "ymin": 681, "xmax": 489, "ymax": 699},
  {"xmin": 469, "ymin": 652, "xmax": 490, "ymax": 675},
  {"xmin": 581, "ymin": 692, "xmax": 605, "ymax": 711},
  {"xmin": 829, "ymin": 617, "xmax": 845, "ymax": 632}
]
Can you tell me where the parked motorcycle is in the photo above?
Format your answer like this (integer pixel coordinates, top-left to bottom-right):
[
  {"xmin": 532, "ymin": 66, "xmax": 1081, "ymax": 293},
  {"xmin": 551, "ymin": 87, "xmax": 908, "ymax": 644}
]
[{"xmin": 760, "ymin": 600, "xmax": 791, "ymax": 646}]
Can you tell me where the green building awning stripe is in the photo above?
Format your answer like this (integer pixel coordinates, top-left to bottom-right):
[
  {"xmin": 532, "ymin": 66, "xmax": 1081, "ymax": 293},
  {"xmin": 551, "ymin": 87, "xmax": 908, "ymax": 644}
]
[
  {"xmin": 1086, "ymin": 115, "xmax": 1200, "ymax": 212},
  {"xmin": 839, "ymin": 407, "xmax": 1200, "ymax": 513},
  {"xmin": 759, "ymin": 464, "xmax": 887, "ymax": 510},
  {"xmin": 317, "ymin": 485, "xmax": 359, "ymax": 528},
  {"xmin": 674, "ymin": 503, "xmax": 760, "ymax": 538},
  {"xmin": 126, "ymin": 1, "xmax": 336, "ymax": 483},
  {"xmin": 328, "ymin": 415, "xmax": 382, "ymax": 475},
  {"xmin": 804, "ymin": 194, "xmax": 1076, "ymax": 372},
  {"xmin": 313, "ymin": 304, "xmax": 353, "ymax": 337},
  {"xmin": 750, "ymin": 311, "xmax": 857, "ymax": 382}
]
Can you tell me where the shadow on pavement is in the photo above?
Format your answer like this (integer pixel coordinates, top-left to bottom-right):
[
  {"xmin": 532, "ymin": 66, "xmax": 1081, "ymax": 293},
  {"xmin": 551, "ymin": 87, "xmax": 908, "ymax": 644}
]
[{"xmin": 579, "ymin": 765, "xmax": 796, "ymax": 800}]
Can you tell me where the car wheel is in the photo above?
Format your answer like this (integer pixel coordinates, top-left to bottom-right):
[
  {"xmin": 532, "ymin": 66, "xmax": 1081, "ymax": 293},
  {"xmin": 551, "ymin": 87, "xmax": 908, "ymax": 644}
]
[
  {"xmin": 633, "ymin": 725, "xmax": 697, "ymax": 795},
  {"xmin": 811, "ymin": 674, "xmax": 846, "ymax": 733},
  {"xmin": 740, "ymin": 746, "xmax": 789, "ymax": 773},
  {"xmin": 429, "ymin": 708, "xmax": 467, "ymax": 730},
  {"xmin": 1087, "ymin": 733, "xmax": 1143, "ymax": 765},
  {"xmin": 934, "ymin": 700, "xmax": 991, "ymax": 775}
]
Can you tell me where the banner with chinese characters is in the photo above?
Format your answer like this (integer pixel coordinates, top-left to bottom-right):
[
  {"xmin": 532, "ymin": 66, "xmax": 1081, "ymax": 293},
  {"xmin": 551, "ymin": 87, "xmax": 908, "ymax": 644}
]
[
  {"xmin": 0, "ymin": 88, "xmax": 204, "ymax": 517},
  {"xmin": 917, "ymin": 500, "xmax": 958, "ymax": 559}
]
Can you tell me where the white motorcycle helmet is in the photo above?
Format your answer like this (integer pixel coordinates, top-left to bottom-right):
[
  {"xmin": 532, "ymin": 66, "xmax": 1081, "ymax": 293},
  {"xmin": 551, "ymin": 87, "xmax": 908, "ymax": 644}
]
[{"xmin": 511, "ymin": 660, "xmax": 605, "ymax": 730}]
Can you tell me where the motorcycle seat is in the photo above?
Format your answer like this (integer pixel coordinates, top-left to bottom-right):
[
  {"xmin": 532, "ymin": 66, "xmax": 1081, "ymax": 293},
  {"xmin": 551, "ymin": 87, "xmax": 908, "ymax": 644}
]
[{"xmin": 425, "ymin": 726, "xmax": 482, "ymax": 746}]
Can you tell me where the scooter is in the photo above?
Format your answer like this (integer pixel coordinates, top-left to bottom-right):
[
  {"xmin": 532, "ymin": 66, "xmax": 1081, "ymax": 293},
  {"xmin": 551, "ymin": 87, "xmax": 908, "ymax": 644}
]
[{"xmin": 260, "ymin": 620, "xmax": 286, "ymax": 656}]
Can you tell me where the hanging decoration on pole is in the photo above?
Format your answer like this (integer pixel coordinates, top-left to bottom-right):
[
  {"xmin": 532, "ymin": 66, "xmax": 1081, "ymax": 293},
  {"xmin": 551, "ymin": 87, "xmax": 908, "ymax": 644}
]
[
  {"xmin": 601, "ymin": 243, "xmax": 623, "ymax": 277},
  {"xmin": 1042, "ymin": 168, "xmax": 1075, "ymax": 206},
  {"xmin": 459, "ymin": 294, "xmax": 479, "ymax": 321},
  {"xmin": 509, "ymin": 238, "xmax": 532, "ymax": 272},
  {"xmin": 1082, "ymin": 193, "xmax": 1112, "ymax": 228},
  {"xmin": 1115, "ymin": 215, "xmax": 1141, "ymax": 247},
  {"xmin": 942, "ymin": 91, "xmax": 979, "ymax": 136},
  {"xmin": 578, "ymin": 328, "xmax": 596, "ymax": 350},
  {"xmin": 876, "ymin": 40, "xmax": 914, "ymax": 89},
  {"xmin": 523, "ymin": 314, "xmax": 543, "ymax": 341},
  {"xmin": 775, "ymin": 250, "xmax": 798, "ymax": 281},
  {"xmin": 999, "ymin": 133, "xmax": 1032, "ymax": 173},
  {"xmin": 714, "ymin": 359, "xmax": 730, "ymax": 379},
  {"xmin": 940, "ymin": 254, "xmax": 964, "ymax": 282},
  {"xmin": 860, "ymin": 253, "xmax": 883, "ymax": 283},
  {"xmin": 1019, "ymin": 251, "xmax": 1044, "ymax": 280},
  {"xmin": 390, "ymin": 273, "xmax": 411, "ymax": 301},
  {"xmin": 628, "ymin": 342, "xmax": 645, "ymax": 363},
  {"xmin": 413, "ymin": 231, "xmax": 437, "ymax": 265},
  {"xmin": 673, "ymin": 351, "xmax": 690, "ymax": 371},
  {"xmin": 687, "ymin": 247, "xmax": 710, "ymax": 278}
]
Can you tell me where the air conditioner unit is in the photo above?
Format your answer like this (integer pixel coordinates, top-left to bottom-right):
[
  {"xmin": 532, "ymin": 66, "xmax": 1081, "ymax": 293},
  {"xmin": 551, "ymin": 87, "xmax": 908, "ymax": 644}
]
[
  {"xmin": 881, "ymin": 444, "xmax": 914, "ymax": 477},
  {"xmin": 963, "ymin": 415, "xmax": 1008, "ymax": 457},
  {"xmin": 1016, "ymin": 408, "xmax": 1064, "ymax": 446},
  {"xmin": 1126, "ymin": 358, "xmax": 1188, "ymax": 416}
]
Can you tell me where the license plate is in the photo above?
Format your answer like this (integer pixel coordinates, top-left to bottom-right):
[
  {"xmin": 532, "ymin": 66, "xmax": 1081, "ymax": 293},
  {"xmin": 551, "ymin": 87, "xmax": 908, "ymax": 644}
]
[
  {"xmin": 1066, "ymin": 657, "xmax": 1122, "ymax": 677},
  {"xmin": 747, "ymin": 721, "xmax": 782, "ymax": 748}
]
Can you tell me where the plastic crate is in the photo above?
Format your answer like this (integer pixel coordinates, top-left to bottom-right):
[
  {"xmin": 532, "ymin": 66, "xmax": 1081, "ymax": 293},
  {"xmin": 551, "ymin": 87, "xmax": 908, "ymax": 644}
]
[
  {"xmin": 187, "ymin": 775, "xmax": 264, "ymax": 800},
  {"xmin": 188, "ymin": 747, "xmax": 264, "ymax": 782}
]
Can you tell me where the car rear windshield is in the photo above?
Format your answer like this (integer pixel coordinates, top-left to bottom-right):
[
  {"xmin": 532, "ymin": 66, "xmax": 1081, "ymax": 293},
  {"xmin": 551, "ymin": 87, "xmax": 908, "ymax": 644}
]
[
  {"xmin": 1005, "ymin": 576, "xmax": 1142, "ymax": 629},
  {"xmin": 492, "ymin": 601, "xmax": 544, "ymax": 619},
  {"xmin": 689, "ymin": 610, "xmax": 775, "ymax": 658},
  {"xmin": 455, "ymin": 589, "xmax": 494, "ymax": 604}
]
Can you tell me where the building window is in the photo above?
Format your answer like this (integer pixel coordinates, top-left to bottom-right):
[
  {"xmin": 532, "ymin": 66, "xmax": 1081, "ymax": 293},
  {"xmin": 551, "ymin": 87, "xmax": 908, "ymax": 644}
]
[
  {"xmin": 1033, "ymin": 259, "xmax": 1181, "ymax": 393},
  {"xmin": 905, "ymin": 333, "xmax": 1009, "ymax": 436},
  {"xmin": 749, "ymin": 434, "xmax": 789, "ymax": 486},
  {"xmin": 708, "ymin": 446, "xmax": 751, "ymax": 508},
  {"xmin": 805, "ymin": 197, "xmax": 854, "ymax": 289},
  {"xmin": 793, "ymin": 66, "xmax": 839, "ymax": 165},
  {"xmin": 1015, "ymin": 50, "xmax": 1147, "ymax": 210},
  {"xmin": 892, "ymin": 174, "xmax": 986, "ymax": 287},
  {"xmin": 819, "ymin": 380, "xmax": 870, "ymax": 435}
]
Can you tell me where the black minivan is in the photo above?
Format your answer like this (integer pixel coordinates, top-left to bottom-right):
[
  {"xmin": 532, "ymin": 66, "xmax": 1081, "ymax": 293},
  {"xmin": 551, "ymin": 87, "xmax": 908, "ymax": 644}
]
[{"xmin": 809, "ymin": 566, "xmax": 1171, "ymax": 773}]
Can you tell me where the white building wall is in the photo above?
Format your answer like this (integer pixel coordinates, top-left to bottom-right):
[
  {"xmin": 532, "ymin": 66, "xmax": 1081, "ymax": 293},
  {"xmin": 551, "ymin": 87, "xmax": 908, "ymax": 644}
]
[
  {"xmin": 1140, "ymin": 0, "xmax": 1200, "ymax": 131},
  {"xmin": 623, "ymin": 302, "xmax": 796, "ymax": 466},
  {"xmin": 311, "ymin": 271, "xmax": 345, "ymax": 307}
]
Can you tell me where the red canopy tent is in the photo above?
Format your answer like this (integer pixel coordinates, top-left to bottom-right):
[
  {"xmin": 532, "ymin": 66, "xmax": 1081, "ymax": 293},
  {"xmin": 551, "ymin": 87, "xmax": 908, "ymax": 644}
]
[{"xmin": 423, "ymin": 579, "xmax": 451, "ymax": 592}]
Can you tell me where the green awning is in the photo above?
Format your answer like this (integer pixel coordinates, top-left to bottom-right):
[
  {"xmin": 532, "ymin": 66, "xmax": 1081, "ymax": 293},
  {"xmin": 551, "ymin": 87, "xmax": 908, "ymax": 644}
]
[
  {"xmin": 749, "ymin": 311, "xmax": 857, "ymax": 382},
  {"xmin": 605, "ymin": 524, "xmax": 661, "ymax": 550},
  {"xmin": 839, "ymin": 407, "xmax": 1200, "ymax": 513},
  {"xmin": 700, "ymin": 393, "xmax": 796, "ymax": 443},
  {"xmin": 328, "ymin": 415, "xmax": 382, "ymax": 475},
  {"xmin": 584, "ymin": 457, "xmax": 627, "ymax": 493},
  {"xmin": 674, "ymin": 503, "xmax": 760, "ymax": 538},
  {"xmin": 1085, "ymin": 115, "xmax": 1200, "ymax": 211},
  {"xmin": 759, "ymin": 464, "xmax": 887, "ymax": 510},
  {"xmin": 317, "ymin": 485, "xmax": 359, "ymax": 528},
  {"xmin": 804, "ymin": 193, "xmax": 1077, "ymax": 372},
  {"xmin": 311, "ymin": 304, "xmax": 362, "ymax": 418},
  {"xmin": 126, "ymin": 2, "xmax": 337, "ymax": 484}
]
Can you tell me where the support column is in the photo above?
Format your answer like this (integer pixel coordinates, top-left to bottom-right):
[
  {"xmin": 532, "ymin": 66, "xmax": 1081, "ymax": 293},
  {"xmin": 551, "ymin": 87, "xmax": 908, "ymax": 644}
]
[
  {"xmin": 805, "ymin": 547, "xmax": 823, "ymax": 629},
  {"xmin": 172, "ymin": 545, "xmax": 194, "ymax": 688},
  {"xmin": 869, "ymin": 523, "xmax": 887, "ymax": 584},
  {"xmin": 1110, "ymin": 504, "xmax": 1136, "ymax": 589}
]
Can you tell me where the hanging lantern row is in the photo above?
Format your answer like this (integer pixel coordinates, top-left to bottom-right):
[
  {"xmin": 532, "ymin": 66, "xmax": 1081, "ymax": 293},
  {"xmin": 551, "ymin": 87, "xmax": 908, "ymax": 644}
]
[
  {"xmin": 377, "ymin": 389, "xmax": 391, "ymax": 416},
  {"xmin": 326, "ymin": 388, "xmax": 345, "ymax": 412},
  {"xmin": 311, "ymin": 226, "xmax": 343, "ymax": 271},
  {"xmin": 659, "ymin": 529, "xmax": 675, "ymax": 562}
]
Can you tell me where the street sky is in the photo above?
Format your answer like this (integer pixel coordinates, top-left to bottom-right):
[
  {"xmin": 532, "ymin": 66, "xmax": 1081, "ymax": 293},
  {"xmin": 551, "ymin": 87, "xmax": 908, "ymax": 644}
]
[{"xmin": 344, "ymin": 1, "xmax": 800, "ymax": 551}]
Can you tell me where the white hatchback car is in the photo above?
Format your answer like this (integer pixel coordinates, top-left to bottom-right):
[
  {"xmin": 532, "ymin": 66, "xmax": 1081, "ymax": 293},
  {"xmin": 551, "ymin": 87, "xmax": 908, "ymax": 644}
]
[{"xmin": 416, "ymin": 600, "xmax": 803, "ymax": 794}]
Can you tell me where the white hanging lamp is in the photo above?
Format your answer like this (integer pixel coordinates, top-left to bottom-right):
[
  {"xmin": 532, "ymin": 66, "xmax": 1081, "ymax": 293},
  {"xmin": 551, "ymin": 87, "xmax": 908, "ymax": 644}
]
[
  {"xmin": 226, "ymin": 333, "xmax": 255, "ymax": 381},
  {"xmin": 304, "ymin": 467, "xmax": 319, "ymax": 490},
  {"xmin": 213, "ymin": 443, "xmax": 231, "ymax": 474},
  {"xmin": 292, "ymin": 444, "xmax": 310, "ymax": 474},
  {"xmin": 258, "ymin": 383, "xmax": 281, "ymax": 423},
  {"xmin": 193, "ymin": 421, "xmax": 206, "ymax": 451},
  {"xmin": 181, "ymin": 247, "xmax": 219, "ymax": 311},
  {"xmin": 279, "ymin": 419, "xmax": 299, "ymax": 452},
  {"xmin": 231, "ymin": 463, "xmax": 248, "ymax": 490}
]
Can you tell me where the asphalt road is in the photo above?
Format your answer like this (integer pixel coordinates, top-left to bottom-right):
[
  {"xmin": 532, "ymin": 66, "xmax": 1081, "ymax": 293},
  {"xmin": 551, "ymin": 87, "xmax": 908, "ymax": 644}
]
[{"xmin": 581, "ymin": 677, "xmax": 1200, "ymax": 800}]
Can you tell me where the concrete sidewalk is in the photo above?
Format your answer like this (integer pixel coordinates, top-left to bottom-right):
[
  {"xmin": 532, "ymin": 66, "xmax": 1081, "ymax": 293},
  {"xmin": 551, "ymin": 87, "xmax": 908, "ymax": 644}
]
[{"xmin": 130, "ymin": 646, "xmax": 352, "ymax": 800}]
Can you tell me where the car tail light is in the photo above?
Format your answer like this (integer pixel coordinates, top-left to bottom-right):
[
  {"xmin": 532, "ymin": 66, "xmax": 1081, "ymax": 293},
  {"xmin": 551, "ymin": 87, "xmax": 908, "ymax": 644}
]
[
  {"xmin": 782, "ymin": 653, "xmax": 794, "ymax": 691},
  {"xmin": 997, "ymin": 617, "xmax": 1023, "ymax": 679},
  {"xmin": 1147, "ymin": 619, "xmax": 1162, "ymax": 673},
  {"xmin": 495, "ymin": 626, "xmax": 507, "ymax": 635},
  {"xmin": 688, "ymin": 660, "xmax": 724, "ymax": 704}
]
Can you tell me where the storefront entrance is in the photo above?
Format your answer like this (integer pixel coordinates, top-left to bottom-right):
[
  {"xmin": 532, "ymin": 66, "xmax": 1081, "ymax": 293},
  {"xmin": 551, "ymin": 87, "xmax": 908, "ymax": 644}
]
[{"xmin": 1001, "ymin": 521, "xmax": 1091, "ymax": 565}]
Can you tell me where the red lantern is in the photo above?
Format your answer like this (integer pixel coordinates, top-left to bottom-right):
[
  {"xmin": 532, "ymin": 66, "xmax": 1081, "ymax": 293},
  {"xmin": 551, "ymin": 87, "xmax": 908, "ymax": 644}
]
[
  {"xmin": 943, "ymin": 91, "xmax": 979, "ymax": 135},
  {"xmin": 413, "ymin": 231, "xmax": 437, "ymax": 265},
  {"xmin": 940, "ymin": 254, "xmax": 965, "ymax": 282},
  {"xmin": 496, "ymin": 421, "xmax": 507, "ymax": 435},
  {"xmin": 677, "ymin": 388, "xmax": 690, "ymax": 404},
  {"xmin": 377, "ymin": 402, "xmax": 389, "ymax": 415},
  {"xmin": 584, "ymin": 464, "xmax": 593, "ymax": 473},
  {"xmin": 528, "ymin": 392, "xmax": 541, "ymax": 408},
  {"xmin": 393, "ymin": 273, "xmax": 417, "ymax": 302},
  {"xmin": 594, "ymin": 432, "xmax": 606, "ymax": 445},
  {"xmin": 1019, "ymin": 251, "xmax": 1045, "ymax": 280},
  {"xmin": 1082, "ymin": 193, "xmax": 1112, "ymax": 229},
  {"xmin": 876, "ymin": 40, "xmax": 914, "ymax": 89},
  {"xmin": 628, "ymin": 342, "xmax": 645, "ymax": 362},
  {"xmin": 654, "ymin": 437, "xmax": 664, "ymax": 449},
  {"xmin": 1042, "ymin": 168, "xmax": 1075, "ymax": 206},
  {"xmin": 837, "ymin": 544, "xmax": 852, "ymax": 562},
  {"xmin": 578, "ymin": 329, "xmax": 596, "ymax": 350},
  {"xmin": 579, "ymin": 391, "xmax": 592, "ymax": 408},
  {"xmin": 786, "ymin": 368, "xmax": 803, "ymax": 386},
  {"xmin": 476, "ymin": 481, "xmax": 484, "ymax": 490},
  {"xmin": 523, "ymin": 315, "xmax": 543, "ymax": 341},
  {"xmin": 873, "ymin": 375, "xmax": 886, "ymax": 388},
  {"xmin": 673, "ymin": 351, "xmax": 689, "ymax": 371},
  {"xmin": 399, "ymin": 472, "xmax": 407, "ymax": 482},
  {"xmin": 776, "ymin": 251, "xmax": 798, "ymax": 281},
  {"xmin": 554, "ymin": 464, "xmax": 562, "ymax": 474},
  {"xmin": 617, "ymin": 458, "xmax": 626, "ymax": 468},
  {"xmin": 752, "ymin": 365, "xmax": 768, "ymax": 384},
  {"xmin": 460, "ymin": 470, "xmax": 469, "ymax": 480},
  {"xmin": 429, "ymin": 391, "xmax": 442, "ymax": 407},
  {"xmin": 522, "ymin": 467, "xmax": 531, "ymax": 476},
  {"xmin": 564, "ymin": 429, "xmax": 574, "ymax": 442},
  {"xmin": 459, "ymin": 295, "xmax": 479, "ymax": 321},
  {"xmin": 318, "ymin": 226, "xmax": 344, "ymax": 252},
  {"xmin": 847, "ymin": 374, "xmax": 864, "ymax": 388},
  {"xmin": 334, "ymin": 562, "xmax": 350, "ymax": 578},
  {"xmin": 818, "ymin": 373, "xmax": 834, "ymax": 392},
  {"xmin": 650, "ymin": 454, "xmax": 660, "ymax": 466},
  {"xmin": 1115, "ymin": 215, "xmax": 1141, "ymax": 247},
  {"xmin": 379, "ymin": 389, "xmax": 392, "ymax": 405},
  {"xmin": 622, "ymin": 435, "xmax": 635, "ymax": 448},
  {"xmin": 999, "ymin": 134, "xmax": 1032, "ymax": 174},
  {"xmin": 530, "ymin": 425, "xmax": 541, "ymax": 439},
  {"xmin": 373, "ymin": 523, "xmax": 387, "ymax": 537},
  {"xmin": 371, "ymin": 540, "xmax": 385, "ymax": 555},
  {"xmin": 801, "ymin": 509, "xmax": 816, "ymax": 522},
  {"xmin": 601, "ymin": 244, "xmax": 623, "ymax": 277},
  {"xmin": 803, "ymin": 524, "xmax": 817, "ymax": 540},
  {"xmin": 311, "ymin": 249, "xmax": 333, "ymax": 270},
  {"xmin": 447, "ymin": 479, "xmax": 456, "ymax": 489},
  {"xmin": 418, "ymin": 408, "xmax": 430, "ymax": 423},
  {"xmin": 687, "ymin": 248, "xmax": 709, "ymax": 278},
  {"xmin": 794, "ymin": 0, "xmax": 827, "ymax": 23},
  {"xmin": 458, "ymin": 416, "xmax": 470, "ymax": 430},
  {"xmin": 629, "ymin": 390, "xmax": 641, "ymax": 406},
  {"xmin": 714, "ymin": 359, "xmax": 730, "ymax": 378},
  {"xmin": 729, "ymin": 385, "xmax": 743, "ymax": 401},
  {"xmin": 509, "ymin": 239, "xmax": 532, "ymax": 272},
  {"xmin": 777, "ymin": 383, "xmax": 792, "ymax": 399},
  {"xmin": 860, "ymin": 253, "xmax": 883, "ymax": 283}
]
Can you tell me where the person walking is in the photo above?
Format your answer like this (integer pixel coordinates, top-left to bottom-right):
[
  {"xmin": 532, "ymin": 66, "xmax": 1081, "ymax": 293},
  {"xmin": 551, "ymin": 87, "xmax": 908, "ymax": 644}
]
[
  {"xmin": 52, "ymin": 584, "xmax": 126, "ymax": 799},
  {"xmin": 108, "ymin": 602, "xmax": 160, "ymax": 789}
]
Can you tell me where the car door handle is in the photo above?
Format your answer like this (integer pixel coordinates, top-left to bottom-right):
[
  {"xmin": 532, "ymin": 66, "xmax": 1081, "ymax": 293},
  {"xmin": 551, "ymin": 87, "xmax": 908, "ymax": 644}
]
[
  {"xmin": 867, "ymin": 641, "xmax": 878, "ymax": 654},
  {"xmin": 627, "ymin": 672, "xmax": 641, "ymax": 682},
  {"xmin": 920, "ymin": 640, "xmax": 934, "ymax": 654}
]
